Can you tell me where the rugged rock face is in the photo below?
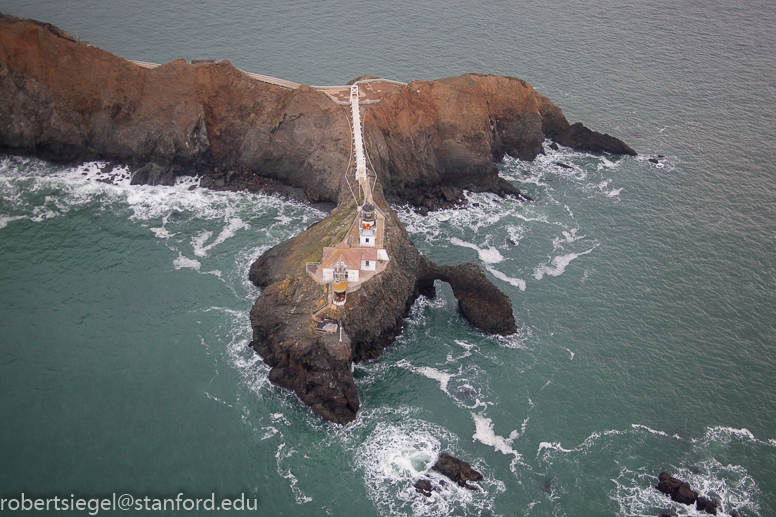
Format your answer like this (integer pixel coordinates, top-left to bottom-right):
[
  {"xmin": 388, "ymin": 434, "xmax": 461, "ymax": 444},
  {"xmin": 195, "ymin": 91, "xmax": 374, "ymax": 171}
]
[
  {"xmin": 1, "ymin": 14, "xmax": 635, "ymax": 208},
  {"xmin": 1, "ymin": 14, "xmax": 637, "ymax": 424},
  {"xmin": 656, "ymin": 472, "xmax": 698, "ymax": 505},
  {"xmin": 656, "ymin": 472, "xmax": 720, "ymax": 515},
  {"xmin": 414, "ymin": 453, "xmax": 483, "ymax": 496},
  {"xmin": 431, "ymin": 453, "xmax": 484, "ymax": 489}
]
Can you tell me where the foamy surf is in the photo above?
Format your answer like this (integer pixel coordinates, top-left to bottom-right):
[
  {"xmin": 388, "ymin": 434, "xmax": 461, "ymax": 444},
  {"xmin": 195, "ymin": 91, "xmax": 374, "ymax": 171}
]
[
  {"xmin": 534, "ymin": 245, "xmax": 598, "ymax": 280},
  {"xmin": 352, "ymin": 419, "xmax": 502, "ymax": 517}
]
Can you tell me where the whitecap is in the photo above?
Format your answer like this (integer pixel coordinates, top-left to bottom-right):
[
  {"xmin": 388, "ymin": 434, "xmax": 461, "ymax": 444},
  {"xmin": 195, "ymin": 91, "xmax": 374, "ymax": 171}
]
[
  {"xmin": 534, "ymin": 245, "xmax": 598, "ymax": 280},
  {"xmin": 630, "ymin": 423, "xmax": 670, "ymax": 437},
  {"xmin": 485, "ymin": 265, "xmax": 526, "ymax": 291},
  {"xmin": 471, "ymin": 414, "xmax": 522, "ymax": 464},
  {"xmin": 173, "ymin": 254, "xmax": 201, "ymax": 271},
  {"xmin": 353, "ymin": 419, "xmax": 501, "ymax": 517},
  {"xmin": 537, "ymin": 442, "xmax": 573, "ymax": 454},
  {"xmin": 0, "ymin": 215, "xmax": 26, "ymax": 229},
  {"xmin": 192, "ymin": 217, "xmax": 250, "ymax": 257},
  {"xmin": 450, "ymin": 237, "xmax": 504, "ymax": 264}
]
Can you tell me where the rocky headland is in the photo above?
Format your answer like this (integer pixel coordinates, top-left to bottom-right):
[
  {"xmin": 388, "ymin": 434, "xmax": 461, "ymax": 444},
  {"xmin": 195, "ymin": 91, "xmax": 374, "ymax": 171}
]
[{"xmin": 0, "ymin": 14, "xmax": 636, "ymax": 424}]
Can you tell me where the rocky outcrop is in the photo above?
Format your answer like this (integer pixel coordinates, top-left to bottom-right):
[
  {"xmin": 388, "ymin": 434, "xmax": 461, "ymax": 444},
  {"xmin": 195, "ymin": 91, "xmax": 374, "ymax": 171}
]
[
  {"xmin": 413, "ymin": 453, "xmax": 483, "ymax": 497},
  {"xmin": 550, "ymin": 122, "xmax": 637, "ymax": 156},
  {"xmin": 656, "ymin": 472, "xmax": 720, "ymax": 515},
  {"xmin": 656, "ymin": 472, "xmax": 698, "ymax": 505},
  {"xmin": 248, "ymin": 185, "xmax": 517, "ymax": 423},
  {"xmin": 1, "ymin": 14, "xmax": 635, "ymax": 209},
  {"xmin": 421, "ymin": 260, "xmax": 518, "ymax": 335},
  {"xmin": 431, "ymin": 453, "xmax": 483, "ymax": 489}
]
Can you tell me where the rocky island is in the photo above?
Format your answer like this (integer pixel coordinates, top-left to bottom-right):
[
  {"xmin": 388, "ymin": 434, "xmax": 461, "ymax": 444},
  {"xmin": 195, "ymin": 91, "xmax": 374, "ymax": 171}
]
[{"xmin": 0, "ymin": 13, "xmax": 636, "ymax": 424}]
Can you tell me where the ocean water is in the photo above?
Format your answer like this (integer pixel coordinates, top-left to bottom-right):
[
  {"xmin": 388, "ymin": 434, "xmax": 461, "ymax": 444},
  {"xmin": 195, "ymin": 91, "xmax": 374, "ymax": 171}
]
[{"xmin": 1, "ymin": 1, "xmax": 775, "ymax": 516}]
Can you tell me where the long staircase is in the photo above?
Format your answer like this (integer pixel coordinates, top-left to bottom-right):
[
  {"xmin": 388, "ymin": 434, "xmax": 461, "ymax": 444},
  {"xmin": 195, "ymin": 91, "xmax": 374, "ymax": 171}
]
[{"xmin": 349, "ymin": 85, "xmax": 372, "ymax": 205}]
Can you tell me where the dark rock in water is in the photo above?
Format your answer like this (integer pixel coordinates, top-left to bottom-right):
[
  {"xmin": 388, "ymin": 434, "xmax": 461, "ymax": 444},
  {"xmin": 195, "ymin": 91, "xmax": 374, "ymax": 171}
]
[
  {"xmin": 656, "ymin": 472, "xmax": 698, "ymax": 506},
  {"xmin": 454, "ymin": 386, "xmax": 476, "ymax": 400},
  {"xmin": 549, "ymin": 142, "xmax": 559, "ymax": 151},
  {"xmin": 696, "ymin": 496, "xmax": 719, "ymax": 515},
  {"xmin": 688, "ymin": 465, "xmax": 702, "ymax": 475},
  {"xmin": 414, "ymin": 478, "xmax": 434, "ymax": 497},
  {"xmin": 505, "ymin": 237, "xmax": 516, "ymax": 247},
  {"xmin": 649, "ymin": 158, "xmax": 660, "ymax": 164},
  {"xmin": 658, "ymin": 154, "xmax": 665, "ymax": 158},
  {"xmin": 550, "ymin": 122, "xmax": 637, "ymax": 156},
  {"xmin": 555, "ymin": 162, "xmax": 573, "ymax": 169},
  {"xmin": 471, "ymin": 202, "xmax": 480, "ymax": 207},
  {"xmin": 431, "ymin": 453, "xmax": 483, "ymax": 490},
  {"xmin": 422, "ymin": 261, "xmax": 517, "ymax": 335}
]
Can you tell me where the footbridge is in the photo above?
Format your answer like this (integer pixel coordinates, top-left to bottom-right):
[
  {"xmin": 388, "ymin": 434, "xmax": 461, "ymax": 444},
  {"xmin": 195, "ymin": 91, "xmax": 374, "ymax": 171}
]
[{"xmin": 349, "ymin": 84, "xmax": 372, "ymax": 205}]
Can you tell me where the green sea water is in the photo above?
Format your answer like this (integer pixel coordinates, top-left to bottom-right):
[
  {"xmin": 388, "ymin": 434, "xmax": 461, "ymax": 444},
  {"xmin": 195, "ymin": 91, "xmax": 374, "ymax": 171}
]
[{"xmin": 1, "ymin": 1, "xmax": 774, "ymax": 515}]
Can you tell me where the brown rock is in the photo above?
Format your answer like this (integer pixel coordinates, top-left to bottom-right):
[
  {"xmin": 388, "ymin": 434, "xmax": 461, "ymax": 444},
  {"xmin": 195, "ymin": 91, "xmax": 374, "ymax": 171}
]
[
  {"xmin": 656, "ymin": 472, "xmax": 698, "ymax": 506},
  {"xmin": 431, "ymin": 453, "xmax": 483, "ymax": 489}
]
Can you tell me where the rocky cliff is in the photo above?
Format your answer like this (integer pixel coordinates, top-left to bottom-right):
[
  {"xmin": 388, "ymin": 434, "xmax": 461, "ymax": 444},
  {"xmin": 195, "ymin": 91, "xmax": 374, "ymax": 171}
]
[
  {"xmin": 1, "ymin": 14, "xmax": 636, "ymax": 424},
  {"xmin": 1, "ymin": 13, "xmax": 634, "ymax": 206}
]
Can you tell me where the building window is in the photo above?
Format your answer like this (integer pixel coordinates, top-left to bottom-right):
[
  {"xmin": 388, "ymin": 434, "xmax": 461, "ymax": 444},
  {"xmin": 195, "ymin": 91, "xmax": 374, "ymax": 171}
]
[
  {"xmin": 365, "ymin": 261, "xmax": 370, "ymax": 266},
  {"xmin": 366, "ymin": 238, "xmax": 370, "ymax": 243}
]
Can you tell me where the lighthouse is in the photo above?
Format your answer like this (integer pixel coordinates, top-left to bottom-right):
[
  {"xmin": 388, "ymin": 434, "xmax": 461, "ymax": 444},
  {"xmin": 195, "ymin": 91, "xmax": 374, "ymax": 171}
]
[{"xmin": 359, "ymin": 203, "xmax": 376, "ymax": 247}]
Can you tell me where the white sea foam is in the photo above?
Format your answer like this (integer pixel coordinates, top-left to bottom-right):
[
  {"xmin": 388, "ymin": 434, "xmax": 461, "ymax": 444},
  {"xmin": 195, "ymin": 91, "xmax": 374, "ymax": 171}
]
[
  {"xmin": 611, "ymin": 459, "xmax": 762, "ymax": 517},
  {"xmin": 261, "ymin": 426, "xmax": 278, "ymax": 440},
  {"xmin": 204, "ymin": 392, "xmax": 235, "ymax": 409},
  {"xmin": 537, "ymin": 442, "xmax": 574, "ymax": 454},
  {"xmin": 173, "ymin": 253, "xmax": 201, "ymax": 271},
  {"xmin": 694, "ymin": 426, "xmax": 775, "ymax": 448},
  {"xmin": 0, "ymin": 215, "xmax": 26, "ymax": 229},
  {"xmin": 471, "ymin": 414, "xmax": 522, "ymax": 467},
  {"xmin": 192, "ymin": 217, "xmax": 250, "ymax": 257},
  {"xmin": 485, "ymin": 265, "xmax": 526, "ymax": 291},
  {"xmin": 353, "ymin": 419, "xmax": 502, "ymax": 517},
  {"xmin": 631, "ymin": 423, "xmax": 670, "ymax": 437},
  {"xmin": 534, "ymin": 245, "xmax": 598, "ymax": 280},
  {"xmin": 275, "ymin": 443, "xmax": 313, "ymax": 504},
  {"xmin": 450, "ymin": 237, "xmax": 503, "ymax": 264}
]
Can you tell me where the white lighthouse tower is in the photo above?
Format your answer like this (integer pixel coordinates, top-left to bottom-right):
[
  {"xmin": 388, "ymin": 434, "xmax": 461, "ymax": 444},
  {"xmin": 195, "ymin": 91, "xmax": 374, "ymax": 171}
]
[{"xmin": 359, "ymin": 203, "xmax": 376, "ymax": 247}]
